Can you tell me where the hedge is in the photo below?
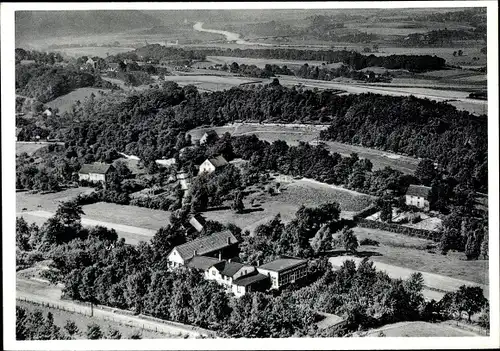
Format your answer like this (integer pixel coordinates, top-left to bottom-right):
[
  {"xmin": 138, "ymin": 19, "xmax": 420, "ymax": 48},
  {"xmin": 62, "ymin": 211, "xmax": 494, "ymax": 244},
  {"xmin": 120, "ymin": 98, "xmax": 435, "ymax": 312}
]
[
  {"xmin": 352, "ymin": 205, "xmax": 378, "ymax": 221},
  {"xmin": 357, "ymin": 218, "xmax": 441, "ymax": 242}
]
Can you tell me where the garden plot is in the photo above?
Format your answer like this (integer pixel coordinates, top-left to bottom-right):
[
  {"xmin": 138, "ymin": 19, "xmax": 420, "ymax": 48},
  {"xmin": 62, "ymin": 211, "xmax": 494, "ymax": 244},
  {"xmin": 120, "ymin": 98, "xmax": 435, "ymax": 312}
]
[{"xmin": 366, "ymin": 208, "xmax": 442, "ymax": 232}]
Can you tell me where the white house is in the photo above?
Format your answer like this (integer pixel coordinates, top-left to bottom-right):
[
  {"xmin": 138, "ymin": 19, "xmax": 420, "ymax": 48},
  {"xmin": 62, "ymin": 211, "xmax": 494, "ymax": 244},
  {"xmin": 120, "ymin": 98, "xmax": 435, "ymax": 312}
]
[
  {"xmin": 199, "ymin": 130, "xmax": 219, "ymax": 145},
  {"xmin": 78, "ymin": 163, "xmax": 115, "ymax": 183},
  {"xmin": 405, "ymin": 184, "xmax": 431, "ymax": 211},
  {"xmin": 198, "ymin": 155, "xmax": 228, "ymax": 175},
  {"xmin": 155, "ymin": 157, "xmax": 177, "ymax": 168},
  {"xmin": 206, "ymin": 261, "xmax": 268, "ymax": 297}
]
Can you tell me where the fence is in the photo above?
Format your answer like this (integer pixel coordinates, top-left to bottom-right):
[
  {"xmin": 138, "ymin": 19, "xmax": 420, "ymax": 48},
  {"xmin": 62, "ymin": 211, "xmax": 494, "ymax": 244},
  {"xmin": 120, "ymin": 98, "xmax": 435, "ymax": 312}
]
[{"xmin": 16, "ymin": 296, "xmax": 201, "ymax": 338}]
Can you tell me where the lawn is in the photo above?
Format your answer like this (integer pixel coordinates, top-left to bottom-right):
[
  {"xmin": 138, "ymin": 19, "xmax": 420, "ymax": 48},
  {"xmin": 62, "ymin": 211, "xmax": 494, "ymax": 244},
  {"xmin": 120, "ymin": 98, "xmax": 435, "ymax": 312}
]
[
  {"xmin": 362, "ymin": 321, "xmax": 480, "ymax": 337},
  {"xmin": 16, "ymin": 142, "xmax": 53, "ymax": 156},
  {"xmin": 349, "ymin": 227, "xmax": 489, "ymax": 286},
  {"xmin": 16, "ymin": 187, "xmax": 95, "ymax": 212},
  {"xmin": 17, "ymin": 300, "xmax": 172, "ymax": 339},
  {"xmin": 46, "ymin": 88, "xmax": 110, "ymax": 114}
]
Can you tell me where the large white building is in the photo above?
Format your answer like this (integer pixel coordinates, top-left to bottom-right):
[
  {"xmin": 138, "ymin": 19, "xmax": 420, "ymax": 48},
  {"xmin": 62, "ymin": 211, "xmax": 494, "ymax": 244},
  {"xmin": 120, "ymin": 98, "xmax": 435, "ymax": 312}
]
[
  {"xmin": 257, "ymin": 258, "xmax": 308, "ymax": 289},
  {"xmin": 78, "ymin": 163, "xmax": 115, "ymax": 183}
]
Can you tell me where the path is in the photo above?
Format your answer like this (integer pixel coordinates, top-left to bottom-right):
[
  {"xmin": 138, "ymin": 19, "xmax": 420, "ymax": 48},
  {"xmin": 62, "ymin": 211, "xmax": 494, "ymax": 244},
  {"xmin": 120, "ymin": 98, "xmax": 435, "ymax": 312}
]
[
  {"xmin": 16, "ymin": 278, "xmax": 210, "ymax": 338},
  {"xmin": 17, "ymin": 210, "xmax": 155, "ymax": 245},
  {"xmin": 329, "ymin": 256, "xmax": 489, "ymax": 300}
]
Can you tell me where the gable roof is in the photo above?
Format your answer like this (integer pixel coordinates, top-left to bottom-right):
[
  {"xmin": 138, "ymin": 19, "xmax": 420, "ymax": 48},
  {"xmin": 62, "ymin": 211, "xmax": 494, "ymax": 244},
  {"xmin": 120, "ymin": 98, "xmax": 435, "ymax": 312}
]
[
  {"xmin": 233, "ymin": 272, "xmax": 269, "ymax": 287},
  {"xmin": 79, "ymin": 163, "xmax": 114, "ymax": 175},
  {"xmin": 212, "ymin": 261, "xmax": 247, "ymax": 277},
  {"xmin": 173, "ymin": 230, "xmax": 238, "ymax": 261},
  {"xmin": 207, "ymin": 155, "xmax": 228, "ymax": 168},
  {"xmin": 406, "ymin": 184, "xmax": 431, "ymax": 198},
  {"xmin": 258, "ymin": 257, "xmax": 307, "ymax": 273},
  {"xmin": 202, "ymin": 130, "xmax": 218, "ymax": 138},
  {"xmin": 108, "ymin": 63, "xmax": 119, "ymax": 69},
  {"xmin": 185, "ymin": 256, "xmax": 220, "ymax": 271}
]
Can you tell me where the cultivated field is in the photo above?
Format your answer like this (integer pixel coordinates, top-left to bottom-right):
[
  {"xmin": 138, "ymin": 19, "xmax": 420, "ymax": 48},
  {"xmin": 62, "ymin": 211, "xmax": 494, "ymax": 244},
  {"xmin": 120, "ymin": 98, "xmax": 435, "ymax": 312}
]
[
  {"xmin": 203, "ymin": 177, "xmax": 373, "ymax": 234},
  {"xmin": 350, "ymin": 226, "xmax": 489, "ymax": 286},
  {"xmin": 46, "ymin": 88, "xmax": 110, "ymax": 114},
  {"xmin": 361, "ymin": 321, "xmax": 480, "ymax": 337},
  {"xmin": 53, "ymin": 46, "xmax": 135, "ymax": 58},
  {"xmin": 189, "ymin": 123, "xmax": 420, "ymax": 174}
]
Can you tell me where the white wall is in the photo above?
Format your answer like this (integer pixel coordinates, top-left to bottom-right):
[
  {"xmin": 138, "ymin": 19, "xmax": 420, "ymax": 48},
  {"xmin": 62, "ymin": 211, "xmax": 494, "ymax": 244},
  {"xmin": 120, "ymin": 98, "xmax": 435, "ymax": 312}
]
[
  {"xmin": 198, "ymin": 160, "xmax": 216, "ymax": 175},
  {"xmin": 167, "ymin": 248, "xmax": 185, "ymax": 268}
]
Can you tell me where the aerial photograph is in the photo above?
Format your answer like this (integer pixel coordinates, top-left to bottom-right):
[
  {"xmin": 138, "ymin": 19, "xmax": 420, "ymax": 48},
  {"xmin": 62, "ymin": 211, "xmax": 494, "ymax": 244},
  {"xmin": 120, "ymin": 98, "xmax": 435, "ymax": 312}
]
[{"xmin": 7, "ymin": 3, "xmax": 497, "ymax": 345}]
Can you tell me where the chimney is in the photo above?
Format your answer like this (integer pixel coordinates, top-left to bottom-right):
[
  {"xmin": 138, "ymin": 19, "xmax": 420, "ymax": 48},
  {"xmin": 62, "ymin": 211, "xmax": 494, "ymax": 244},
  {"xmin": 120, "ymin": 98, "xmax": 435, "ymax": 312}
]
[
  {"xmin": 193, "ymin": 249, "xmax": 197, "ymax": 257},
  {"xmin": 227, "ymin": 237, "xmax": 231, "ymax": 244},
  {"xmin": 218, "ymin": 251, "xmax": 222, "ymax": 261},
  {"xmin": 228, "ymin": 258, "xmax": 232, "ymax": 263}
]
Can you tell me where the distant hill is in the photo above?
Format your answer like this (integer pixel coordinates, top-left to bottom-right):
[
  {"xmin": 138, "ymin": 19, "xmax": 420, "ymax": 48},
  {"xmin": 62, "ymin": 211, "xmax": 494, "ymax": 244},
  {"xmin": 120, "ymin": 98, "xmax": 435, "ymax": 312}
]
[{"xmin": 15, "ymin": 10, "xmax": 161, "ymax": 40}]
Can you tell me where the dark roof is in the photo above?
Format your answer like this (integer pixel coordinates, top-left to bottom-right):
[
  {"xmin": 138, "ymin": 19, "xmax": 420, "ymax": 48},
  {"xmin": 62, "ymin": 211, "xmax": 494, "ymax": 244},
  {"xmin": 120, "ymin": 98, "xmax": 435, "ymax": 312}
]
[
  {"xmin": 79, "ymin": 163, "xmax": 114, "ymax": 175},
  {"xmin": 201, "ymin": 130, "xmax": 218, "ymax": 138},
  {"xmin": 406, "ymin": 184, "xmax": 431, "ymax": 198},
  {"xmin": 173, "ymin": 231, "xmax": 238, "ymax": 261},
  {"xmin": 208, "ymin": 155, "xmax": 228, "ymax": 168},
  {"xmin": 212, "ymin": 261, "xmax": 246, "ymax": 277},
  {"xmin": 185, "ymin": 256, "xmax": 220, "ymax": 271},
  {"xmin": 258, "ymin": 258, "xmax": 307, "ymax": 273},
  {"xmin": 233, "ymin": 272, "xmax": 269, "ymax": 287}
]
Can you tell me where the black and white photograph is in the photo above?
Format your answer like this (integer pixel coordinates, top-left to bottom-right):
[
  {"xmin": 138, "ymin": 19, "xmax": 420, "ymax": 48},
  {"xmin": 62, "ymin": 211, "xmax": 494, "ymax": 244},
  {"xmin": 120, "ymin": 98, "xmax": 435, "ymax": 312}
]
[{"xmin": 1, "ymin": 1, "xmax": 499, "ymax": 349}]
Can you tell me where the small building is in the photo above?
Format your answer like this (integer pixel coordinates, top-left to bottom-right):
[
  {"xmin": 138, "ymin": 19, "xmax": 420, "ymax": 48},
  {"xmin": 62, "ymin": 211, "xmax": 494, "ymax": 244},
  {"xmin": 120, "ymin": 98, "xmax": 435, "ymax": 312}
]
[
  {"xmin": 107, "ymin": 62, "xmax": 120, "ymax": 72},
  {"xmin": 189, "ymin": 214, "xmax": 206, "ymax": 232},
  {"xmin": 166, "ymin": 230, "xmax": 239, "ymax": 269},
  {"xmin": 199, "ymin": 130, "xmax": 219, "ymax": 145},
  {"xmin": 78, "ymin": 163, "xmax": 115, "ymax": 183},
  {"xmin": 257, "ymin": 257, "xmax": 308, "ymax": 289},
  {"xmin": 198, "ymin": 155, "xmax": 228, "ymax": 175},
  {"xmin": 42, "ymin": 108, "xmax": 53, "ymax": 117},
  {"xmin": 177, "ymin": 171, "xmax": 191, "ymax": 190},
  {"xmin": 155, "ymin": 157, "xmax": 177, "ymax": 168},
  {"xmin": 405, "ymin": 184, "xmax": 431, "ymax": 211}
]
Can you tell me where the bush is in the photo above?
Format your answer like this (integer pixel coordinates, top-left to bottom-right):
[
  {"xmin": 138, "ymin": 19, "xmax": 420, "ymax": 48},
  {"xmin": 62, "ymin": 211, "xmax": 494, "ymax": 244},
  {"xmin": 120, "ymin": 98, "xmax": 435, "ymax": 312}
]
[{"xmin": 359, "ymin": 238, "xmax": 380, "ymax": 246}]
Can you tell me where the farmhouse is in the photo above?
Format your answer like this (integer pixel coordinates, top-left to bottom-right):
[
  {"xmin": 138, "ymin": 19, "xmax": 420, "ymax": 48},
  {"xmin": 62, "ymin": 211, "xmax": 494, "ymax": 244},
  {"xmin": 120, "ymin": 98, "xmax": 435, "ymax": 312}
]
[
  {"xmin": 107, "ymin": 62, "xmax": 120, "ymax": 72},
  {"xmin": 167, "ymin": 230, "xmax": 239, "ymax": 269},
  {"xmin": 78, "ymin": 163, "xmax": 115, "ymax": 183},
  {"xmin": 405, "ymin": 184, "xmax": 431, "ymax": 211},
  {"xmin": 257, "ymin": 257, "xmax": 308, "ymax": 289},
  {"xmin": 199, "ymin": 130, "xmax": 219, "ymax": 145},
  {"xmin": 155, "ymin": 157, "xmax": 177, "ymax": 168},
  {"xmin": 198, "ymin": 155, "xmax": 228, "ymax": 175}
]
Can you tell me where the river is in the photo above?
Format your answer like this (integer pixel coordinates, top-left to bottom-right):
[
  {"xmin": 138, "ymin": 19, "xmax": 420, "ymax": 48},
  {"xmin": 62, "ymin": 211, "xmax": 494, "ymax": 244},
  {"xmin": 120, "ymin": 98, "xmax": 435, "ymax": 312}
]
[{"xmin": 193, "ymin": 22, "xmax": 273, "ymax": 46}]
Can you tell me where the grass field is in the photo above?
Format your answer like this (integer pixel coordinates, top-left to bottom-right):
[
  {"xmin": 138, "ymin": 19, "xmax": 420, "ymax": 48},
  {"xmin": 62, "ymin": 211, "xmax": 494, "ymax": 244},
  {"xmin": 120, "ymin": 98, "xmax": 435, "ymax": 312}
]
[
  {"xmin": 206, "ymin": 55, "xmax": 343, "ymax": 69},
  {"xmin": 189, "ymin": 123, "xmax": 420, "ymax": 174},
  {"xmin": 16, "ymin": 188, "xmax": 95, "ymax": 212},
  {"xmin": 46, "ymin": 88, "xmax": 110, "ymax": 114},
  {"xmin": 163, "ymin": 74, "xmax": 263, "ymax": 91},
  {"xmin": 54, "ymin": 46, "xmax": 136, "ymax": 58},
  {"xmin": 362, "ymin": 321, "xmax": 480, "ymax": 337},
  {"xmin": 350, "ymin": 227, "xmax": 489, "ymax": 286},
  {"xmin": 16, "ymin": 142, "xmax": 53, "ymax": 156}
]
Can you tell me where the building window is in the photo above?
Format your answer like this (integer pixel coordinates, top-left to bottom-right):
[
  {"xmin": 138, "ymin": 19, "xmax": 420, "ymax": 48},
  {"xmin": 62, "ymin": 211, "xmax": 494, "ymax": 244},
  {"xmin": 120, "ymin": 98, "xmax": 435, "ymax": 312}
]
[{"xmin": 212, "ymin": 270, "xmax": 215, "ymax": 276}]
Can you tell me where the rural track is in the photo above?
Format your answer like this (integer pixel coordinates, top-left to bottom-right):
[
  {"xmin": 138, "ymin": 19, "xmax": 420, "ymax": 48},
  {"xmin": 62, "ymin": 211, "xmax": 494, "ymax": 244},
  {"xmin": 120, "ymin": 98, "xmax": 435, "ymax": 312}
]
[{"xmin": 16, "ymin": 278, "xmax": 210, "ymax": 338}]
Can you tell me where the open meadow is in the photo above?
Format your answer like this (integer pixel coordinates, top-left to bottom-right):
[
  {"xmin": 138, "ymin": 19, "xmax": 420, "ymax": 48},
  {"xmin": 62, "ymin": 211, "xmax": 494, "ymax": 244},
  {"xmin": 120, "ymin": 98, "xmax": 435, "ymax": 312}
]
[
  {"xmin": 206, "ymin": 55, "xmax": 344, "ymax": 69},
  {"xmin": 16, "ymin": 142, "xmax": 64, "ymax": 156},
  {"xmin": 361, "ymin": 321, "xmax": 481, "ymax": 337},
  {"xmin": 45, "ymin": 88, "xmax": 110, "ymax": 114},
  {"xmin": 162, "ymin": 74, "xmax": 264, "ymax": 92},
  {"xmin": 189, "ymin": 123, "xmax": 420, "ymax": 174},
  {"xmin": 350, "ymin": 226, "xmax": 489, "ymax": 286}
]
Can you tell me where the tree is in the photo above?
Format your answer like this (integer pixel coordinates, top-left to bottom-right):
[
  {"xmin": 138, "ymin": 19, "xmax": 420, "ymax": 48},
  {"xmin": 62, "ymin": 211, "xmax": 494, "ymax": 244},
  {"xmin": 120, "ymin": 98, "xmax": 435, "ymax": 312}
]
[
  {"xmin": 54, "ymin": 200, "xmax": 84, "ymax": 227},
  {"xmin": 231, "ymin": 191, "xmax": 244, "ymax": 213},
  {"xmin": 480, "ymin": 234, "xmax": 488, "ymax": 259},
  {"xmin": 338, "ymin": 227, "xmax": 358, "ymax": 254},
  {"xmin": 454, "ymin": 285, "xmax": 487, "ymax": 322},
  {"xmin": 129, "ymin": 330, "xmax": 142, "ymax": 339},
  {"xmin": 415, "ymin": 159, "xmax": 436, "ymax": 186},
  {"xmin": 86, "ymin": 323, "xmax": 103, "ymax": 339},
  {"xmin": 106, "ymin": 327, "xmax": 122, "ymax": 339},
  {"xmin": 64, "ymin": 320, "xmax": 79, "ymax": 337}
]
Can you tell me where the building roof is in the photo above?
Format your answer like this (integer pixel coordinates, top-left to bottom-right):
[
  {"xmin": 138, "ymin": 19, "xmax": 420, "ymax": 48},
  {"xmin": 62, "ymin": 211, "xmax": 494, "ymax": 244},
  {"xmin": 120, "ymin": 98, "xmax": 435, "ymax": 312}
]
[
  {"xmin": 207, "ymin": 155, "xmax": 228, "ymax": 168},
  {"xmin": 79, "ymin": 163, "xmax": 114, "ymax": 175},
  {"xmin": 233, "ymin": 272, "xmax": 269, "ymax": 287},
  {"xmin": 212, "ymin": 261, "xmax": 246, "ymax": 277},
  {"xmin": 202, "ymin": 130, "xmax": 218, "ymax": 138},
  {"xmin": 258, "ymin": 257, "xmax": 308, "ymax": 273},
  {"xmin": 406, "ymin": 184, "xmax": 432, "ymax": 198},
  {"xmin": 173, "ymin": 230, "xmax": 238, "ymax": 261},
  {"xmin": 185, "ymin": 256, "xmax": 220, "ymax": 271},
  {"xmin": 108, "ymin": 63, "xmax": 119, "ymax": 69},
  {"xmin": 189, "ymin": 214, "xmax": 206, "ymax": 232}
]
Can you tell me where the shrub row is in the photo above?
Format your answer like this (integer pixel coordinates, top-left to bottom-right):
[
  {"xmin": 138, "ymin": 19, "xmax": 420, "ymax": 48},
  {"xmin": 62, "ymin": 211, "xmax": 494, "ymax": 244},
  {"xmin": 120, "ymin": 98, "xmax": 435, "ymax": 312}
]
[
  {"xmin": 352, "ymin": 205, "xmax": 378, "ymax": 221},
  {"xmin": 356, "ymin": 218, "xmax": 441, "ymax": 242}
]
